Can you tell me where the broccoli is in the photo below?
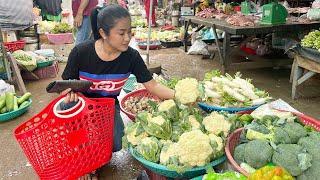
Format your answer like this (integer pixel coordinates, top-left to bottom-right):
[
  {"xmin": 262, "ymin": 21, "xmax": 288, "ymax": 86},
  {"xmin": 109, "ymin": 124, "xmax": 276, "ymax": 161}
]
[
  {"xmin": 283, "ymin": 122, "xmax": 307, "ymax": 144},
  {"xmin": 246, "ymin": 129, "xmax": 274, "ymax": 141},
  {"xmin": 272, "ymin": 144, "xmax": 312, "ymax": 176},
  {"xmin": 297, "ymin": 161, "xmax": 320, "ymax": 180},
  {"xmin": 244, "ymin": 140, "xmax": 273, "ymax": 169},
  {"xmin": 233, "ymin": 143, "xmax": 246, "ymax": 165},
  {"xmin": 274, "ymin": 127, "xmax": 291, "ymax": 144},
  {"xmin": 298, "ymin": 132, "xmax": 320, "ymax": 161},
  {"xmin": 245, "ymin": 121, "xmax": 270, "ymax": 134}
]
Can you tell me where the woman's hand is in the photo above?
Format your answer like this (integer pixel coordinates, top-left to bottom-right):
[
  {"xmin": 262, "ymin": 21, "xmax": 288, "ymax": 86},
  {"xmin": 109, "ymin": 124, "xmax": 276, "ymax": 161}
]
[
  {"xmin": 143, "ymin": 79, "xmax": 174, "ymax": 99},
  {"xmin": 60, "ymin": 88, "xmax": 79, "ymax": 104}
]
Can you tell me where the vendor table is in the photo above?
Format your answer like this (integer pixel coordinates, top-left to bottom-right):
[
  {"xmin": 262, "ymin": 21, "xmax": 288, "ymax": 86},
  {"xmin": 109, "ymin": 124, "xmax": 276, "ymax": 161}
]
[{"xmin": 183, "ymin": 16, "xmax": 320, "ymax": 73}]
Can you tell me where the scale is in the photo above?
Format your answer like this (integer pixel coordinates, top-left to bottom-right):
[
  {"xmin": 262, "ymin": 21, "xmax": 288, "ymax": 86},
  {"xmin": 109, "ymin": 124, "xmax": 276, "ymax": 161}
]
[{"xmin": 260, "ymin": 1, "xmax": 288, "ymax": 25}]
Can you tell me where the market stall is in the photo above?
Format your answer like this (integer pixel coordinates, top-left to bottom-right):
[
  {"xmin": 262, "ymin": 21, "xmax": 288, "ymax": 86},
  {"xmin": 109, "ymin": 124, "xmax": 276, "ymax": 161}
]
[{"xmin": 183, "ymin": 16, "xmax": 320, "ymax": 73}]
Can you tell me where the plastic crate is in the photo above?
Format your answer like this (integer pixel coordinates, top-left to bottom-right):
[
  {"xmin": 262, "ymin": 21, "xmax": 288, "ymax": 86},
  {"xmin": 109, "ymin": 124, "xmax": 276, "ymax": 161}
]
[
  {"xmin": 4, "ymin": 40, "xmax": 25, "ymax": 52},
  {"xmin": 46, "ymin": 33, "xmax": 74, "ymax": 44},
  {"xmin": 22, "ymin": 61, "xmax": 59, "ymax": 80}
]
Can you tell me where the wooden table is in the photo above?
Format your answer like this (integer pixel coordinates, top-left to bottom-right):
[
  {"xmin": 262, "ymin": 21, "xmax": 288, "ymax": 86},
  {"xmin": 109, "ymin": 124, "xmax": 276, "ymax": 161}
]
[{"xmin": 183, "ymin": 16, "xmax": 320, "ymax": 73}]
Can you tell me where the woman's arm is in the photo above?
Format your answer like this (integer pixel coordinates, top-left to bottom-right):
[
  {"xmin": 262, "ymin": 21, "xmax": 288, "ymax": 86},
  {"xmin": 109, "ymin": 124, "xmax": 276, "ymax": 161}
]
[{"xmin": 143, "ymin": 79, "xmax": 174, "ymax": 100}]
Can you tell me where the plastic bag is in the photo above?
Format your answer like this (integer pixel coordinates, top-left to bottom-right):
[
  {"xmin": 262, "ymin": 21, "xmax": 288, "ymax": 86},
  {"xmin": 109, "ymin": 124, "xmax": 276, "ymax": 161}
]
[
  {"xmin": 312, "ymin": 0, "xmax": 320, "ymax": 9},
  {"xmin": 12, "ymin": 50, "xmax": 37, "ymax": 71},
  {"xmin": 0, "ymin": 80, "xmax": 15, "ymax": 96},
  {"xmin": 307, "ymin": 8, "xmax": 320, "ymax": 20},
  {"xmin": 187, "ymin": 40, "xmax": 210, "ymax": 55}
]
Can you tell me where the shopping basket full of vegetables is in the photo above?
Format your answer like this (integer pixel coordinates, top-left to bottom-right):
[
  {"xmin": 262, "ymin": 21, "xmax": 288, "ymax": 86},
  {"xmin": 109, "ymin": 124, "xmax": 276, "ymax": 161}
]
[{"xmin": 14, "ymin": 94, "xmax": 115, "ymax": 179}]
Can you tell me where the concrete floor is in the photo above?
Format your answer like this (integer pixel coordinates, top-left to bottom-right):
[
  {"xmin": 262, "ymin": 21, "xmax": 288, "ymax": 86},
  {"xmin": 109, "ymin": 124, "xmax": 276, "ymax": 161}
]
[{"xmin": 0, "ymin": 46, "xmax": 319, "ymax": 180}]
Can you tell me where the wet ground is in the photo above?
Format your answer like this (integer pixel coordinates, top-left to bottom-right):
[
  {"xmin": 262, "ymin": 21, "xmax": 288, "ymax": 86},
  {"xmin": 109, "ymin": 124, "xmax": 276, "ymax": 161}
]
[{"xmin": 0, "ymin": 46, "xmax": 319, "ymax": 180}]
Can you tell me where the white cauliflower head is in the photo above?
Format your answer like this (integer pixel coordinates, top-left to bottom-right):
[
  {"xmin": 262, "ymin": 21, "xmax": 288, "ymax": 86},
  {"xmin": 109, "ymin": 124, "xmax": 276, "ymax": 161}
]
[
  {"xmin": 188, "ymin": 115, "xmax": 201, "ymax": 130},
  {"xmin": 176, "ymin": 130, "xmax": 213, "ymax": 167},
  {"xmin": 174, "ymin": 78, "xmax": 200, "ymax": 104},
  {"xmin": 158, "ymin": 99, "xmax": 176, "ymax": 112},
  {"xmin": 202, "ymin": 112, "xmax": 231, "ymax": 136},
  {"xmin": 160, "ymin": 141, "xmax": 179, "ymax": 165},
  {"xmin": 208, "ymin": 133, "xmax": 224, "ymax": 152},
  {"xmin": 150, "ymin": 115, "xmax": 166, "ymax": 126}
]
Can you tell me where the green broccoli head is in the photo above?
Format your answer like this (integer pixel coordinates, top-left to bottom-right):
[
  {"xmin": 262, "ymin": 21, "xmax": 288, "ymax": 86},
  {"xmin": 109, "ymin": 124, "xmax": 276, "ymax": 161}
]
[
  {"xmin": 244, "ymin": 140, "xmax": 273, "ymax": 169},
  {"xmin": 274, "ymin": 127, "xmax": 291, "ymax": 144},
  {"xmin": 297, "ymin": 161, "xmax": 320, "ymax": 180},
  {"xmin": 298, "ymin": 132, "xmax": 320, "ymax": 161},
  {"xmin": 283, "ymin": 122, "xmax": 308, "ymax": 144},
  {"xmin": 234, "ymin": 143, "xmax": 247, "ymax": 165},
  {"xmin": 272, "ymin": 144, "xmax": 312, "ymax": 176}
]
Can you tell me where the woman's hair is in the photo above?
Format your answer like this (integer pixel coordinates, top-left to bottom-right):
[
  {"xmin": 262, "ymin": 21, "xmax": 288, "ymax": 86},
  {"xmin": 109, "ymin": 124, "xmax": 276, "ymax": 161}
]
[{"xmin": 92, "ymin": 4, "xmax": 130, "ymax": 39}]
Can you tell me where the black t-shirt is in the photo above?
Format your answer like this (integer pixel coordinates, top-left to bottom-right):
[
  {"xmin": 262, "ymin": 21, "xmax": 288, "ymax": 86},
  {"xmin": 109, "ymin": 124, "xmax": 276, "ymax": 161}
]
[{"xmin": 62, "ymin": 40, "xmax": 152, "ymax": 98}]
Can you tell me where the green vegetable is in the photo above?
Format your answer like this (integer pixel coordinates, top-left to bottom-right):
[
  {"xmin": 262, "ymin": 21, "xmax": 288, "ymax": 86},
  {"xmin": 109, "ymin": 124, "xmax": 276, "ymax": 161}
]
[
  {"xmin": 238, "ymin": 114, "xmax": 254, "ymax": 123},
  {"xmin": 203, "ymin": 171, "xmax": 247, "ymax": 180},
  {"xmin": 204, "ymin": 70, "xmax": 221, "ymax": 81},
  {"xmin": 19, "ymin": 101, "xmax": 30, "ymax": 109},
  {"xmin": 244, "ymin": 140, "xmax": 273, "ymax": 169},
  {"xmin": 272, "ymin": 144, "xmax": 312, "ymax": 176},
  {"xmin": 273, "ymin": 127, "xmax": 291, "ymax": 144},
  {"xmin": 17, "ymin": 92, "xmax": 32, "ymax": 105},
  {"xmin": 0, "ymin": 107, "xmax": 7, "ymax": 114},
  {"xmin": 51, "ymin": 22, "xmax": 73, "ymax": 34},
  {"xmin": 13, "ymin": 96, "xmax": 18, "ymax": 111},
  {"xmin": 298, "ymin": 131, "xmax": 320, "ymax": 161},
  {"xmin": 0, "ymin": 94, "xmax": 5, "ymax": 109},
  {"xmin": 234, "ymin": 143, "xmax": 247, "ymax": 164},
  {"xmin": 135, "ymin": 137, "xmax": 161, "ymax": 163},
  {"xmin": 283, "ymin": 122, "xmax": 307, "ymax": 144},
  {"xmin": 5, "ymin": 92, "xmax": 14, "ymax": 112}
]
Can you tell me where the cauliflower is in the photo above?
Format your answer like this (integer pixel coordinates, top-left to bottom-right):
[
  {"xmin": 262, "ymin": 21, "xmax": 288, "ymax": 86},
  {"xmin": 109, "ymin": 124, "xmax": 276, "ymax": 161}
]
[
  {"xmin": 188, "ymin": 115, "xmax": 201, "ymax": 130},
  {"xmin": 160, "ymin": 141, "xmax": 179, "ymax": 165},
  {"xmin": 136, "ymin": 137, "xmax": 162, "ymax": 163},
  {"xmin": 209, "ymin": 134, "xmax": 224, "ymax": 159},
  {"xmin": 122, "ymin": 122, "xmax": 148, "ymax": 148},
  {"xmin": 158, "ymin": 100, "xmax": 179, "ymax": 122},
  {"xmin": 137, "ymin": 112, "xmax": 172, "ymax": 140},
  {"xmin": 202, "ymin": 112, "xmax": 232, "ymax": 136},
  {"xmin": 174, "ymin": 78, "xmax": 200, "ymax": 104},
  {"xmin": 176, "ymin": 130, "xmax": 213, "ymax": 167}
]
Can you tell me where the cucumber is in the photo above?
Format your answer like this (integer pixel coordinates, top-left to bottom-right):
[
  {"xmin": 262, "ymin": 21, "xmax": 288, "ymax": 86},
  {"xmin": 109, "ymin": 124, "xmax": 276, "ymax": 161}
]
[
  {"xmin": 13, "ymin": 96, "xmax": 18, "ymax": 111},
  {"xmin": 0, "ymin": 94, "xmax": 5, "ymax": 109},
  {"xmin": 5, "ymin": 92, "xmax": 14, "ymax": 112},
  {"xmin": 17, "ymin": 92, "xmax": 32, "ymax": 105},
  {"xmin": 0, "ymin": 107, "xmax": 7, "ymax": 114},
  {"xmin": 19, "ymin": 101, "xmax": 30, "ymax": 109}
]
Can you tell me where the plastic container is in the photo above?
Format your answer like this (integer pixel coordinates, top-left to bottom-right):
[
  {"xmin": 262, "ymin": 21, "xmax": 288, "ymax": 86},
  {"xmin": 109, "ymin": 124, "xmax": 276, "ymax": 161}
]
[
  {"xmin": 14, "ymin": 94, "xmax": 115, "ymax": 179},
  {"xmin": 123, "ymin": 75, "xmax": 137, "ymax": 93},
  {"xmin": 46, "ymin": 33, "xmax": 74, "ymax": 44},
  {"xmin": 34, "ymin": 49, "xmax": 55, "ymax": 57},
  {"xmin": 225, "ymin": 114, "xmax": 320, "ymax": 177},
  {"xmin": 0, "ymin": 99, "xmax": 32, "ymax": 122},
  {"xmin": 130, "ymin": 147, "xmax": 226, "ymax": 179},
  {"xmin": 120, "ymin": 89, "xmax": 159, "ymax": 120},
  {"xmin": 4, "ymin": 40, "xmax": 25, "ymax": 52}
]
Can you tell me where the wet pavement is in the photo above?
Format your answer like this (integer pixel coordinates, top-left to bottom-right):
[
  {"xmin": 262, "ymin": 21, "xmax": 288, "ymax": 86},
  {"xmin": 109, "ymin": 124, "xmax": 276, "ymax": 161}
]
[{"xmin": 0, "ymin": 46, "xmax": 320, "ymax": 180}]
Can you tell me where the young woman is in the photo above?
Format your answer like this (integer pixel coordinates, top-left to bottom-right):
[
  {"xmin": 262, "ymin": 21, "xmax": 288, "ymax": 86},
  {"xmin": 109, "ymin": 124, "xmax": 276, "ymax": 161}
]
[{"xmin": 61, "ymin": 4, "xmax": 174, "ymax": 179}]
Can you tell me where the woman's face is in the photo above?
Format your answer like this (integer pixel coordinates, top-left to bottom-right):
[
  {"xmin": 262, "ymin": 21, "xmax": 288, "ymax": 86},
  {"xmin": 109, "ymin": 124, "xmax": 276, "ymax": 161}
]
[{"xmin": 105, "ymin": 17, "xmax": 132, "ymax": 52}]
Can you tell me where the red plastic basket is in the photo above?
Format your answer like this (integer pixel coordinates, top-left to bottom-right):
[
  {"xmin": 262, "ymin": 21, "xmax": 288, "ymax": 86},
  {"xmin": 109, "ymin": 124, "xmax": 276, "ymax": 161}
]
[
  {"xmin": 120, "ymin": 89, "xmax": 160, "ymax": 120},
  {"xmin": 4, "ymin": 40, "xmax": 25, "ymax": 52},
  {"xmin": 225, "ymin": 114, "xmax": 320, "ymax": 177},
  {"xmin": 46, "ymin": 33, "xmax": 74, "ymax": 44},
  {"xmin": 14, "ymin": 94, "xmax": 115, "ymax": 180}
]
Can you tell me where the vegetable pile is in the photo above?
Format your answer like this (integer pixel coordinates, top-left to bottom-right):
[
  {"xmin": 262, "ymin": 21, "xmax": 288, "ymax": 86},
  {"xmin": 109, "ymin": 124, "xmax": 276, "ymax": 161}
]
[
  {"xmin": 202, "ymin": 170, "xmax": 247, "ymax": 180},
  {"xmin": 201, "ymin": 71, "xmax": 271, "ymax": 107},
  {"xmin": 51, "ymin": 22, "xmax": 73, "ymax": 34},
  {"xmin": 301, "ymin": 30, "xmax": 320, "ymax": 51},
  {"xmin": 233, "ymin": 111, "xmax": 320, "ymax": 179},
  {"xmin": 248, "ymin": 166, "xmax": 294, "ymax": 180},
  {"xmin": 122, "ymin": 99, "xmax": 237, "ymax": 173},
  {"xmin": 131, "ymin": 16, "xmax": 146, "ymax": 27},
  {"xmin": 0, "ymin": 92, "xmax": 32, "ymax": 114}
]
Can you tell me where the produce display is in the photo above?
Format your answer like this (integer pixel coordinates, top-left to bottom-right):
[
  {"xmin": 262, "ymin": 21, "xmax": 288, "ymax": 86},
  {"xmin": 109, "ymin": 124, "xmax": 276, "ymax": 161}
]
[
  {"xmin": 123, "ymin": 96, "xmax": 158, "ymax": 115},
  {"xmin": 51, "ymin": 22, "xmax": 73, "ymax": 34},
  {"xmin": 201, "ymin": 71, "xmax": 270, "ymax": 108},
  {"xmin": 226, "ymin": 14, "xmax": 255, "ymax": 27},
  {"xmin": 122, "ymin": 99, "xmax": 240, "ymax": 173},
  {"xmin": 233, "ymin": 110, "xmax": 320, "ymax": 179},
  {"xmin": 301, "ymin": 30, "xmax": 320, "ymax": 51},
  {"xmin": 12, "ymin": 50, "xmax": 37, "ymax": 71},
  {"xmin": 0, "ymin": 92, "xmax": 32, "ymax": 114},
  {"xmin": 134, "ymin": 28, "xmax": 181, "ymax": 42},
  {"xmin": 38, "ymin": 21, "xmax": 57, "ymax": 34},
  {"xmin": 132, "ymin": 16, "xmax": 146, "ymax": 27}
]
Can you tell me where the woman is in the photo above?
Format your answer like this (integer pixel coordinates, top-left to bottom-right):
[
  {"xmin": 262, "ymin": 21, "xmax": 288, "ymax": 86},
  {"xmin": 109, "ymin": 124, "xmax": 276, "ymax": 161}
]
[{"xmin": 61, "ymin": 5, "xmax": 174, "ymax": 179}]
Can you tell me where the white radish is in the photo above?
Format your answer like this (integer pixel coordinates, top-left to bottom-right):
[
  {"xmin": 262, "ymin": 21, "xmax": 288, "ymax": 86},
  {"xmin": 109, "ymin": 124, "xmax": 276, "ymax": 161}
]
[
  {"xmin": 252, "ymin": 97, "xmax": 268, "ymax": 106},
  {"xmin": 205, "ymin": 88, "xmax": 221, "ymax": 98},
  {"xmin": 223, "ymin": 85, "xmax": 246, "ymax": 102}
]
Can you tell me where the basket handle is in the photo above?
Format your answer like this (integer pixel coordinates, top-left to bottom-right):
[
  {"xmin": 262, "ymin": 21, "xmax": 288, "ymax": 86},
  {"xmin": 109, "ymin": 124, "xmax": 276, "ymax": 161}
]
[{"xmin": 53, "ymin": 96, "xmax": 86, "ymax": 119}]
